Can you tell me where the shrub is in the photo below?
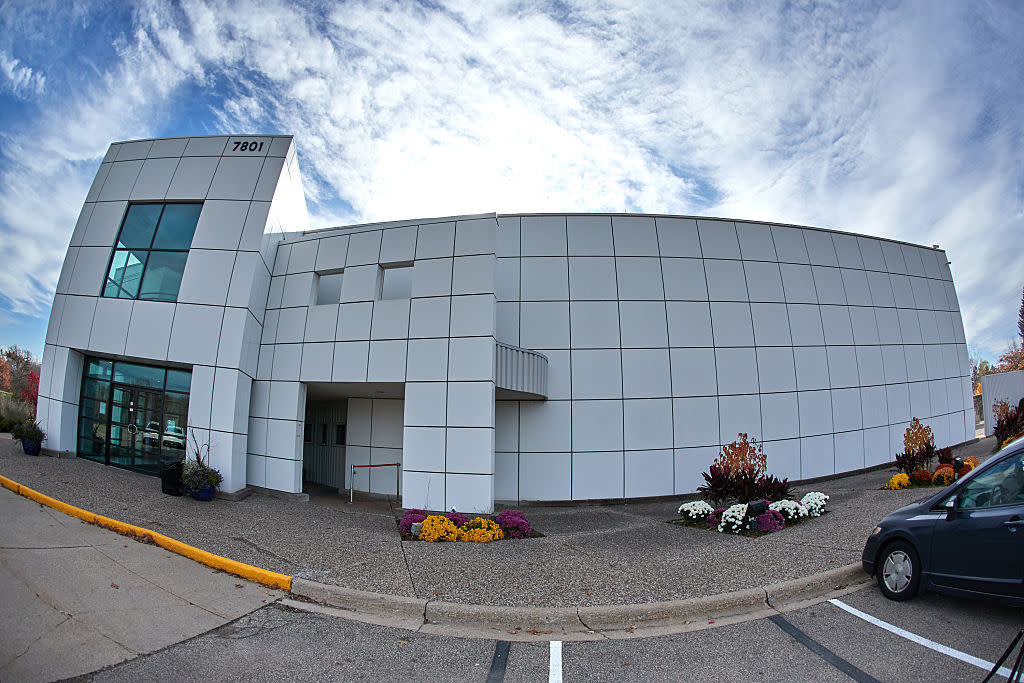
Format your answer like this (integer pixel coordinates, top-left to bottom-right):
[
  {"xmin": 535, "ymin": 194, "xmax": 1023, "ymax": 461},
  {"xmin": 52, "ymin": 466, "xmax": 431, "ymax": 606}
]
[
  {"xmin": 993, "ymin": 401, "xmax": 1024, "ymax": 451},
  {"xmin": 445, "ymin": 511, "xmax": 471, "ymax": 527},
  {"xmin": 496, "ymin": 509, "xmax": 532, "ymax": 539},
  {"xmin": 755, "ymin": 509, "xmax": 786, "ymax": 533},
  {"xmin": 706, "ymin": 507, "xmax": 727, "ymax": 528},
  {"xmin": 769, "ymin": 499, "xmax": 808, "ymax": 521},
  {"xmin": 714, "ymin": 433, "xmax": 766, "ymax": 477},
  {"xmin": 904, "ymin": 417, "xmax": 934, "ymax": 454},
  {"xmin": 731, "ymin": 466, "xmax": 761, "ymax": 503},
  {"xmin": 0, "ymin": 393, "xmax": 34, "ymax": 424},
  {"xmin": 910, "ymin": 469, "xmax": 933, "ymax": 486},
  {"xmin": 937, "ymin": 447, "xmax": 953, "ymax": 465},
  {"xmin": 754, "ymin": 474, "xmax": 794, "ymax": 502},
  {"xmin": 10, "ymin": 418, "xmax": 45, "ymax": 443},
  {"xmin": 894, "ymin": 448, "xmax": 923, "ymax": 475},
  {"xmin": 698, "ymin": 463, "xmax": 735, "ymax": 506},
  {"xmin": 182, "ymin": 459, "xmax": 223, "ymax": 491},
  {"xmin": 399, "ymin": 509, "xmax": 428, "ymax": 535},
  {"xmin": 419, "ymin": 515, "xmax": 459, "ymax": 542},
  {"xmin": 182, "ymin": 432, "xmax": 222, "ymax": 494},
  {"xmin": 717, "ymin": 503, "xmax": 748, "ymax": 533},
  {"xmin": 932, "ymin": 468, "xmax": 956, "ymax": 487},
  {"xmin": 677, "ymin": 500, "xmax": 714, "ymax": 522},
  {"xmin": 884, "ymin": 473, "xmax": 910, "ymax": 490},
  {"xmin": 917, "ymin": 442, "xmax": 937, "ymax": 471},
  {"xmin": 698, "ymin": 439, "xmax": 792, "ymax": 506},
  {"xmin": 800, "ymin": 492, "xmax": 829, "ymax": 516},
  {"xmin": 458, "ymin": 517, "xmax": 504, "ymax": 542}
]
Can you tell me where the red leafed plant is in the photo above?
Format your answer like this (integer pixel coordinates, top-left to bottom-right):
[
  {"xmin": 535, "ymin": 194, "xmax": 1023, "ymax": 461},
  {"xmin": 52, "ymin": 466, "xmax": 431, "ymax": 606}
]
[
  {"xmin": 910, "ymin": 469, "xmax": 933, "ymax": 486},
  {"xmin": 20, "ymin": 371, "xmax": 39, "ymax": 409}
]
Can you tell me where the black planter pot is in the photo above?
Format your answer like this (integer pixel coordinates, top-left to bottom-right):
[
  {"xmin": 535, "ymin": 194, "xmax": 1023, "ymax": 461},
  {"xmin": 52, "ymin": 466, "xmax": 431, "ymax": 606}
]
[
  {"xmin": 21, "ymin": 438, "xmax": 41, "ymax": 456},
  {"xmin": 159, "ymin": 457, "xmax": 185, "ymax": 496}
]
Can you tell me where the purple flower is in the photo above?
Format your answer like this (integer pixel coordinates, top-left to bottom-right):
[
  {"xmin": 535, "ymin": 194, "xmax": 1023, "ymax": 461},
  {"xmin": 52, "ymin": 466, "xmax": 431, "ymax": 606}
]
[
  {"xmin": 706, "ymin": 507, "xmax": 727, "ymax": 528},
  {"xmin": 445, "ymin": 511, "xmax": 471, "ymax": 527},
  {"xmin": 496, "ymin": 509, "xmax": 532, "ymax": 539},
  {"xmin": 755, "ymin": 509, "xmax": 786, "ymax": 533},
  {"xmin": 399, "ymin": 510, "xmax": 427, "ymax": 535}
]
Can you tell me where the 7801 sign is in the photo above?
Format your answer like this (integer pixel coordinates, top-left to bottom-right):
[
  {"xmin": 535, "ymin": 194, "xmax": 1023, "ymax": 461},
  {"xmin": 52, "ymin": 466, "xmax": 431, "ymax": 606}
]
[{"xmin": 232, "ymin": 140, "xmax": 265, "ymax": 152}]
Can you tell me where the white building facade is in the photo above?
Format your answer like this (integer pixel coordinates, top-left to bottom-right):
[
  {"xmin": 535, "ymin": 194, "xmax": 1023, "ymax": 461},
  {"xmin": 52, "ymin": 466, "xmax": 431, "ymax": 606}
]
[{"xmin": 38, "ymin": 135, "xmax": 975, "ymax": 513}]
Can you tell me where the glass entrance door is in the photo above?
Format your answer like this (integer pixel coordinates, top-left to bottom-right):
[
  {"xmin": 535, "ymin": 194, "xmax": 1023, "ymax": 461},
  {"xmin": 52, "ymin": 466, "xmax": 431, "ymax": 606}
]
[
  {"xmin": 78, "ymin": 357, "xmax": 192, "ymax": 477},
  {"xmin": 108, "ymin": 384, "xmax": 164, "ymax": 474}
]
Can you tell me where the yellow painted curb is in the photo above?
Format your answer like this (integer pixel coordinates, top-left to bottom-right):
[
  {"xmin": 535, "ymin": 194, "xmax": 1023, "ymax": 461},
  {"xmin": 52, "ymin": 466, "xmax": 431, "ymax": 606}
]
[{"xmin": 0, "ymin": 474, "xmax": 292, "ymax": 591}]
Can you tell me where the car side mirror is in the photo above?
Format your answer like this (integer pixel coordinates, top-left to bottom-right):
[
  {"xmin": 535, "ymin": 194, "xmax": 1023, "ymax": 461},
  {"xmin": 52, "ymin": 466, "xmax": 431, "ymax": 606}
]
[{"xmin": 944, "ymin": 494, "xmax": 959, "ymax": 521}]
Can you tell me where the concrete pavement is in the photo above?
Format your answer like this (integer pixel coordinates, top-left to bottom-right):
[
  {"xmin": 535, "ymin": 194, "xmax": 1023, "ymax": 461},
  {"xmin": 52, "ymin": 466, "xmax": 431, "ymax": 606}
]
[
  {"xmin": 0, "ymin": 435, "xmax": 997, "ymax": 647},
  {"xmin": 0, "ymin": 487, "xmax": 280, "ymax": 682}
]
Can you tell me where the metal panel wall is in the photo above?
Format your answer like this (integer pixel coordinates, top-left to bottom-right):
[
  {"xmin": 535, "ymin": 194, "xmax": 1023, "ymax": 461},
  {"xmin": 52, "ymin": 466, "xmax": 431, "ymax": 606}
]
[{"xmin": 981, "ymin": 369, "xmax": 1024, "ymax": 436}]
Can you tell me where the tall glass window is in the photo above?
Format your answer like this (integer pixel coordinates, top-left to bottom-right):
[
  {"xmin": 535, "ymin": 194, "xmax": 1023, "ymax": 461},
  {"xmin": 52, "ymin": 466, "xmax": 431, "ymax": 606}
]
[{"xmin": 102, "ymin": 203, "xmax": 202, "ymax": 302}]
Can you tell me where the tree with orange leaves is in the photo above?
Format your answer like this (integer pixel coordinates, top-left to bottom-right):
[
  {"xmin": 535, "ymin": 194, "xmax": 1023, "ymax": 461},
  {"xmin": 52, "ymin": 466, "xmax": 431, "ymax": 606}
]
[{"xmin": 713, "ymin": 433, "xmax": 767, "ymax": 477}]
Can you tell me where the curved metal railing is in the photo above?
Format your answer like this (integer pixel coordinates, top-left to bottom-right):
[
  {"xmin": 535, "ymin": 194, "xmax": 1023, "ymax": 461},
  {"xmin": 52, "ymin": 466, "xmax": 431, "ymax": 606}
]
[{"xmin": 494, "ymin": 341, "xmax": 548, "ymax": 399}]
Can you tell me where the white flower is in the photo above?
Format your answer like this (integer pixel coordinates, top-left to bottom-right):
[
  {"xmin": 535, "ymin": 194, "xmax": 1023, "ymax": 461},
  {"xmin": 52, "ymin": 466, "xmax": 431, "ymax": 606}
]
[
  {"xmin": 717, "ymin": 503, "xmax": 748, "ymax": 533},
  {"xmin": 678, "ymin": 500, "xmax": 714, "ymax": 521},
  {"xmin": 769, "ymin": 499, "xmax": 808, "ymax": 520},
  {"xmin": 800, "ymin": 492, "xmax": 829, "ymax": 517}
]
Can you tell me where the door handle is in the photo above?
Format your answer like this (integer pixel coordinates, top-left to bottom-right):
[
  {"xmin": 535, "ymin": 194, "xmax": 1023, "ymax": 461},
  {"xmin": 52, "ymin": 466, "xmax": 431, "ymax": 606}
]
[{"xmin": 1003, "ymin": 520, "xmax": 1024, "ymax": 528}]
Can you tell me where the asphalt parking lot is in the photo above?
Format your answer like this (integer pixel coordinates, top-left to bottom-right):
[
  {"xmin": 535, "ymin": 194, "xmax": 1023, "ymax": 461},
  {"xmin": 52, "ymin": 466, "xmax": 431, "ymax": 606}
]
[{"xmin": 84, "ymin": 583, "xmax": 1022, "ymax": 682}]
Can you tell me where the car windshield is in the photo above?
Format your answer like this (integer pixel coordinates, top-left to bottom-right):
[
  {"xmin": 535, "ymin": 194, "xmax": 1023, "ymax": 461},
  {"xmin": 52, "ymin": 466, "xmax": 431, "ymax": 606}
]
[{"xmin": 959, "ymin": 451, "xmax": 1024, "ymax": 509}]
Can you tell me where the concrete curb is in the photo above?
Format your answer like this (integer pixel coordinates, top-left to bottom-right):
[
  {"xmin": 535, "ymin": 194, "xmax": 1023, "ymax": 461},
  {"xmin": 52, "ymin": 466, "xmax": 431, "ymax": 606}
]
[
  {"xmin": 288, "ymin": 562, "xmax": 872, "ymax": 640},
  {"xmin": 0, "ymin": 474, "xmax": 292, "ymax": 591},
  {"xmin": 1, "ymin": 471, "xmax": 873, "ymax": 639}
]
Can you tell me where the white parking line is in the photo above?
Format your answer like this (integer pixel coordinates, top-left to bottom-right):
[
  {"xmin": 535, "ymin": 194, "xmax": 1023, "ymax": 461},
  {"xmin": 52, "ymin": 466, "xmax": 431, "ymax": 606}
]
[
  {"xmin": 829, "ymin": 599, "xmax": 1015, "ymax": 679},
  {"xmin": 549, "ymin": 640, "xmax": 562, "ymax": 683}
]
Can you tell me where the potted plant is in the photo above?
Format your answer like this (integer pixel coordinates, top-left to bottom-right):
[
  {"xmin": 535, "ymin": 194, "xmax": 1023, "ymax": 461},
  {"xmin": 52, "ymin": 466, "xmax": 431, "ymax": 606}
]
[
  {"xmin": 11, "ymin": 419, "xmax": 45, "ymax": 456},
  {"xmin": 181, "ymin": 432, "xmax": 223, "ymax": 501}
]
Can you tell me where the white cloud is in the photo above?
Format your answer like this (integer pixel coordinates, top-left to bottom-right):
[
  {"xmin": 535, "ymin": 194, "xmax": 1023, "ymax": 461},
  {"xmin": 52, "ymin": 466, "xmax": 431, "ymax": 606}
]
[
  {"xmin": 1, "ymin": 0, "xmax": 1022, "ymax": 360},
  {"xmin": 0, "ymin": 51, "xmax": 45, "ymax": 97}
]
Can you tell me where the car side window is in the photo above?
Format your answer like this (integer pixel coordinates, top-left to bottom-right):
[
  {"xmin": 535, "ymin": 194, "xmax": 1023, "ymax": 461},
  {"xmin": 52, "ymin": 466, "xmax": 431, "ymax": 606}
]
[{"xmin": 959, "ymin": 453, "xmax": 1024, "ymax": 509}]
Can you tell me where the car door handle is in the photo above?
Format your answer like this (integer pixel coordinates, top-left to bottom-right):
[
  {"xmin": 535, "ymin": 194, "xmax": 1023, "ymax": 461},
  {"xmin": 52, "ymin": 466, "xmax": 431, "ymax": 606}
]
[{"xmin": 1003, "ymin": 520, "xmax": 1024, "ymax": 527}]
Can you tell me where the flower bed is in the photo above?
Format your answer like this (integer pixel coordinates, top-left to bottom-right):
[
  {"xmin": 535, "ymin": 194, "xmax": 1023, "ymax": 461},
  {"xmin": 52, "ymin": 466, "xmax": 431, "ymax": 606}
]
[
  {"xmin": 882, "ymin": 418, "xmax": 978, "ymax": 491},
  {"xmin": 672, "ymin": 432, "xmax": 829, "ymax": 536},
  {"xmin": 398, "ymin": 508, "xmax": 538, "ymax": 542},
  {"xmin": 674, "ymin": 492, "xmax": 829, "ymax": 536}
]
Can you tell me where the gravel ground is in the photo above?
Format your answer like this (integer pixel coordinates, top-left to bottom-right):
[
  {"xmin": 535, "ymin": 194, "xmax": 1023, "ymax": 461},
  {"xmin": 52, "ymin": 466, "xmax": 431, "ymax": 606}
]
[{"xmin": 0, "ymin": 434, "xmax": 997, "ymax": 607}]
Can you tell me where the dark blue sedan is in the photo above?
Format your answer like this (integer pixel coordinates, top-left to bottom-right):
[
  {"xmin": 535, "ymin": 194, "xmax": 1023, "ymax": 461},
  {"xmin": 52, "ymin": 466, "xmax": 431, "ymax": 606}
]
[{"xmin": 862, "ymin": 437, "xmax": 1024, "ymax": 603}]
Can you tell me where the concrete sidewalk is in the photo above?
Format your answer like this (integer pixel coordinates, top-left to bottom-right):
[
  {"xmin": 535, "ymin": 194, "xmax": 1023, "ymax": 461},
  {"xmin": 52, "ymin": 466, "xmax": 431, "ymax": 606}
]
[
  {"xmin": 0, "ymin": 436, "xmax": 995, "ymax": 616},
  {"xmin": 0, "ymin": 486, "xmax": 280, "ymax": 682}
]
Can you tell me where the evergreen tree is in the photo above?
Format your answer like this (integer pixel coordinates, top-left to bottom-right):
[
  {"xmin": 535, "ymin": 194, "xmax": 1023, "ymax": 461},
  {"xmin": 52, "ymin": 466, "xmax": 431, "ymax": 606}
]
[{"xmin": 1018, "ymin": 285, "xmax": 1024, "ymax": 342}]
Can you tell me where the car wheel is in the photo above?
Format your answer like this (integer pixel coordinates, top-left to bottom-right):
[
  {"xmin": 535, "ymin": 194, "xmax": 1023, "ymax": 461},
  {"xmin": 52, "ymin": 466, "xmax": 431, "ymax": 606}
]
[{"xmin": 877, "ymin": 541, "xmax": 921, "ymax": 601}]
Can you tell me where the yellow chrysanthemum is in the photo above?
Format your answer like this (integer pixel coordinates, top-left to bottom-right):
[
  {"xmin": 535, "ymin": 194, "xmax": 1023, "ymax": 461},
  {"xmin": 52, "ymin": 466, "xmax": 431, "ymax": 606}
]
[
  {"xmin": 884, "ymin": 473, "xmax": 910, "ymax": 490},
  {"xmin": 458, "ymin": 517, "xmax": 505, "ymax": 543},
  {"xmin": 419, "ymin": 515, "xmax": 459, "ymax": 542}
]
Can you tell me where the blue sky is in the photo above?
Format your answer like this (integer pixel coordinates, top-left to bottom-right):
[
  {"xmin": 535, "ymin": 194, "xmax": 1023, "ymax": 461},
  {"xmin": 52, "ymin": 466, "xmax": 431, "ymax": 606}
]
[{"xmin": 1, "ymin": 0, "xmax": 1022, "ymax": 361}]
